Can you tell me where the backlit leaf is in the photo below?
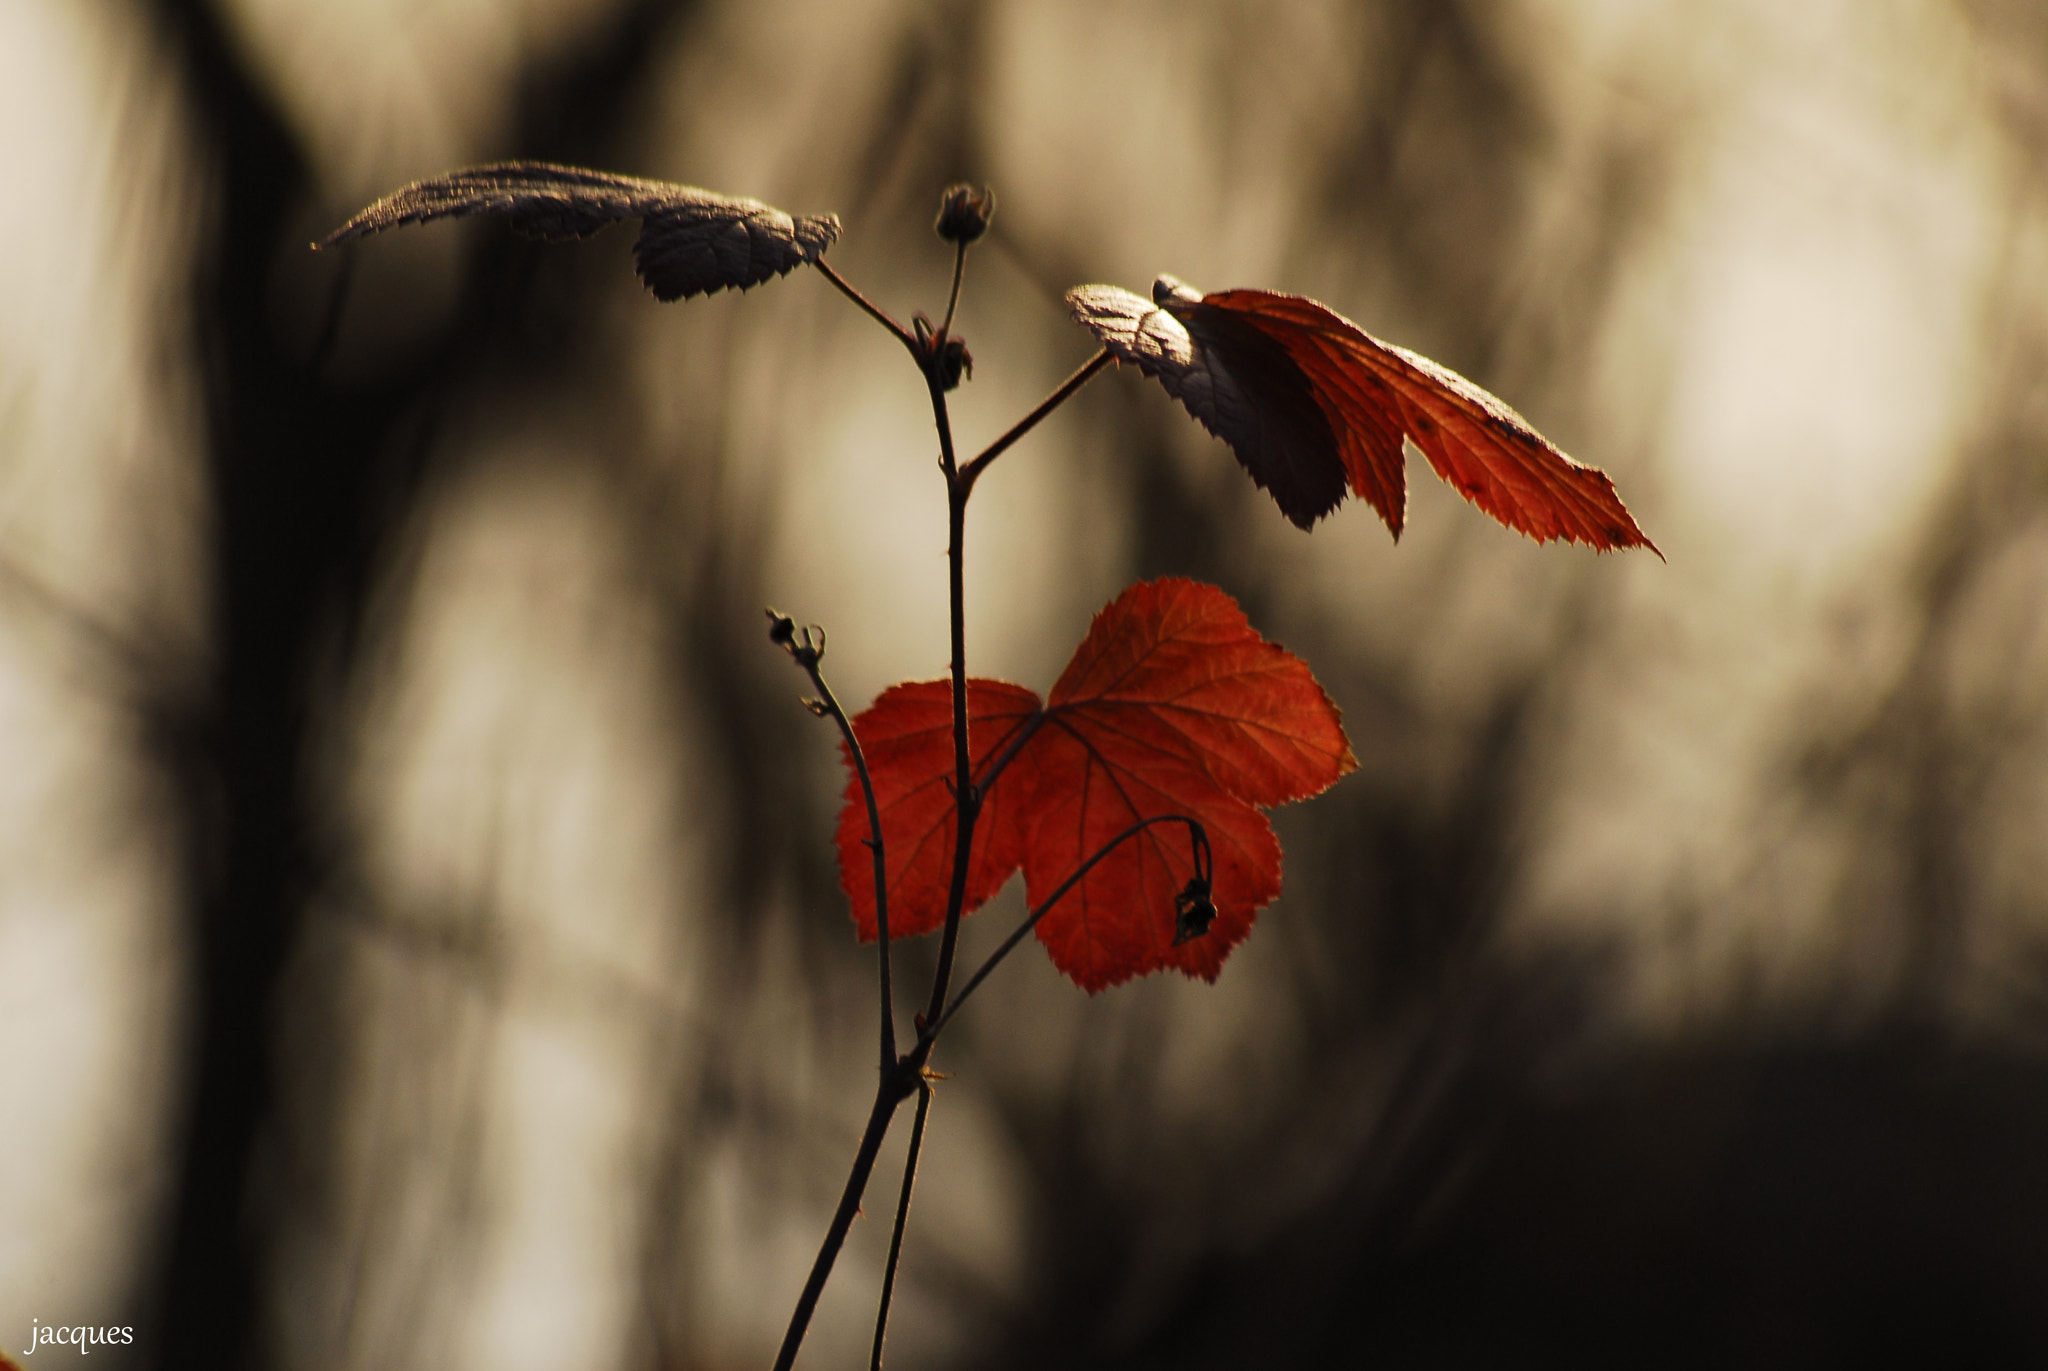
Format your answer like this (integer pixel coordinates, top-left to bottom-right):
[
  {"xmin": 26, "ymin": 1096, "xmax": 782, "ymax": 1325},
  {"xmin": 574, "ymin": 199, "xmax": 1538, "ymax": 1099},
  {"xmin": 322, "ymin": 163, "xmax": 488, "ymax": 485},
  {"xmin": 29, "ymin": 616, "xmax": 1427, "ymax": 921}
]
[
  {"xmin": 1068, "ymin": 277, "xmax": 1656, "ymax": 552},
  {"xmin": 837, "ymin": 579, "xmax": 1354, "ymax": 992}
]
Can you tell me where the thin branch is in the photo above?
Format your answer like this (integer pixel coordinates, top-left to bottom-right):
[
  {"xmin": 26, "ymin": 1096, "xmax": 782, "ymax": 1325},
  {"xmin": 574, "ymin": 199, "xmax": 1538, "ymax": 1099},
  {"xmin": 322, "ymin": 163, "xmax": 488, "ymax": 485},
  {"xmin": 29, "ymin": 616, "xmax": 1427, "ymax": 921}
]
[
  {"xmin": 772, "ymin": 614, "xmax": 897, "ymax": 1066},
  {"xmin": 923, "ymin": 815, "xmax": 1210, "ymax": 1044},
  {"xmin": 959, "ymin": 348, "xmax": 1114, "ymax": 495},
  {"xmin": 869, "ymin": 1077, "xmax": 934, "ymax": 1371},
  {"xmin": 921, "ymin": 377, "xmax": 976, "ymax": 1030},
  {"xmin": 770, "ymin": 1077, "xmax": 913, "ymax": 1371},
  {"xmin": 814, "ymin": 258, "xmax": 920, "ymax": 355},
  {"xmin": 935, "ymin": 240, "xmax": 967, "ymax": 346}
]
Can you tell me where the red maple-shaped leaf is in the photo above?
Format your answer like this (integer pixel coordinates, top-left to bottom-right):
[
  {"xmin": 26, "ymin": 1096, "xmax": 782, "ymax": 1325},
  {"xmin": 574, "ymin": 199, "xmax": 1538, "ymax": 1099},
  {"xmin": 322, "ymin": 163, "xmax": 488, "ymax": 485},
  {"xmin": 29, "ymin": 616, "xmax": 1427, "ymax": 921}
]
[
  {"xmin": 1067, "ymin": 277, "xmax": 1656, "ymax": 553},
  {"xmin": 837, "ymin": 579, "xmax": 1355, "ymax": 992}
]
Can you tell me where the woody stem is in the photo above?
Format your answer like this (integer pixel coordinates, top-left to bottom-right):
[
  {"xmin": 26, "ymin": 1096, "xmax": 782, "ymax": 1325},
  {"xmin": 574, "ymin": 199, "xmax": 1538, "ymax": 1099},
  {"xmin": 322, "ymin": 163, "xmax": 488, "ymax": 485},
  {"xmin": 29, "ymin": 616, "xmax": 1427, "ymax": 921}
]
[{"xmin": 869, "ymin": 1076, "xmax": 933, "ymax": 1371}]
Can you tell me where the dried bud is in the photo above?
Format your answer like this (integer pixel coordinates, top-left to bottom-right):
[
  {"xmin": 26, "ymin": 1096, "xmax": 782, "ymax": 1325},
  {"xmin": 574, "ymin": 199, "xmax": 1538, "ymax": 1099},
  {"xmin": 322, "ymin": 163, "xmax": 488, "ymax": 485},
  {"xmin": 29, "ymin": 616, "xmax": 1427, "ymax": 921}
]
[
  {"xmin": 913, "ymin": 314, "xmax": 974, "ymax": 391},
  {"xmin": 935, "ymin": 335, "xmax": 973, "ymax": 391},
  {"xmin": 1172, "ymin": 876, "xmax": 1217, "ymax": 946},
  {"xmin": 934, "ymin": 183, "xmax": 995, "ymax": 244},
  {"xmin": 766, "ymin": 610, "xmax": 797, "ymax": 647}
]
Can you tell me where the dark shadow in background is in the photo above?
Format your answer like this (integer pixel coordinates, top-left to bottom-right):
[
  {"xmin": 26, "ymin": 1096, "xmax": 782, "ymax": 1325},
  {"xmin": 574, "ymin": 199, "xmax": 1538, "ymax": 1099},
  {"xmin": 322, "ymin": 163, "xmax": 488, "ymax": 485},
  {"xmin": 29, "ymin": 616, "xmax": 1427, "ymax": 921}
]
[
  {"xmin": 145, "ymin": 0, "xmax": 702, "ymax": 1365},
  {"xmin": 958, "ymin": 6, "xmax": 2048, "ymax": 1368}
]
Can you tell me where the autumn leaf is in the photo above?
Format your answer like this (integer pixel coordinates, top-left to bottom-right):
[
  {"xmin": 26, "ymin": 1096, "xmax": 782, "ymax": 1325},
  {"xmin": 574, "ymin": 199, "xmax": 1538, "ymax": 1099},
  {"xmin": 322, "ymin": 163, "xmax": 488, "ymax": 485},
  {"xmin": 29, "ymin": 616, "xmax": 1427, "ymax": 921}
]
[
  {"xmin": 1068, "ymin": 276, "xmax": 1656, "ymax": 552},
  {"xmin": 837, "ymin": 578, "xmax": 1355, "ymax": 992},
  {"xmin": 317, "ymin": 162, "xmax": 841, "ymax": 301}
]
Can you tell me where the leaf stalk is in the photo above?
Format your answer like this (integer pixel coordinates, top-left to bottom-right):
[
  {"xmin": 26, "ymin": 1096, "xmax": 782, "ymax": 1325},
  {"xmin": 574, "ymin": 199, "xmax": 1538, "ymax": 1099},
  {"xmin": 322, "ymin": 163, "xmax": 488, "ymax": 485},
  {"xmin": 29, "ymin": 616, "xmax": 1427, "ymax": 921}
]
[{"xmin": 960, "ymin": 347, "xmax": 1113, "ymax": 495}]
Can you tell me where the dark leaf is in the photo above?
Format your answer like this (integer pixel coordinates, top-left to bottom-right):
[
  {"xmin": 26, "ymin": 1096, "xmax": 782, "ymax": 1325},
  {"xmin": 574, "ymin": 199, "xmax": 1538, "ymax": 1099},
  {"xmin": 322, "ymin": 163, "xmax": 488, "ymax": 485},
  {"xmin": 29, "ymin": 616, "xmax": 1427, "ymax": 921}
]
[
  {"xmin": 1068, "ymin": 280, "xmax": 1345, "ymax": 528},
  {"xmin": 1069, "ymin": 276, "xmax": 1657, "ymax": 551},
  {"xmin": 317, "ymin": 162, "xmax": 840, "ymax": 301}
]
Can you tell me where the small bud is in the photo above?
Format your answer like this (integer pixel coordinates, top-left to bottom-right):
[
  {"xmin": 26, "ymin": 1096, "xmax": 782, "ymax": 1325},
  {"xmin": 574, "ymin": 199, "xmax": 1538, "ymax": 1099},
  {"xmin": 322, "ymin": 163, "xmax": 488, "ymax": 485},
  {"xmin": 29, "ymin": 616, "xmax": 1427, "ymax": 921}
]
[
  {"xmin": 934, "ymin": 183, "xmax": 995, "ymax": 244},
  {"xmin": 935, "ymin": 334, "xmax": 972, "ymax": 391},
  {"xmin": 1172, "ymin": 876, "xmax": 1216, "ymax": 946},
  {"xmin": 766, "ymin": 610, "xmax": 797, "ymax": 647},
  {"xmin": 913, "ymin": 313, "xmax": 974, "ymax": 391}
]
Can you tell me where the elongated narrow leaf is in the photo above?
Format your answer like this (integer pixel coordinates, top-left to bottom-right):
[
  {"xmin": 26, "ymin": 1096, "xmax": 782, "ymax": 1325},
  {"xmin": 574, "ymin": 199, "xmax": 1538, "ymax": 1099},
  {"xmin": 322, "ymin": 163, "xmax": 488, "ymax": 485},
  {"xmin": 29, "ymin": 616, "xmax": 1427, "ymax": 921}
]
[
  {"xmin": 318, "ymin": 162, "xmax": 840, "ymax": 301},
  {"xmin": 1068, "ymin": 277, "xmax": 1656, "ymax": 552},
  {"xmin": 836, "ymin": 579, "xmax": 1354, "ymax": 991}
]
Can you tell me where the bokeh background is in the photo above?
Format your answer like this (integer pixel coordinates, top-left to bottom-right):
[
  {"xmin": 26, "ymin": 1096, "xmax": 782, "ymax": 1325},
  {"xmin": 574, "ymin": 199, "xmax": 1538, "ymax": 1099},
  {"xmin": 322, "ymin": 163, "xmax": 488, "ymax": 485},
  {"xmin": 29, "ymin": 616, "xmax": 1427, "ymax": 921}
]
[{"xmin": 9, "ymin": 0, "xmax": 2048, "ymax": 1366}]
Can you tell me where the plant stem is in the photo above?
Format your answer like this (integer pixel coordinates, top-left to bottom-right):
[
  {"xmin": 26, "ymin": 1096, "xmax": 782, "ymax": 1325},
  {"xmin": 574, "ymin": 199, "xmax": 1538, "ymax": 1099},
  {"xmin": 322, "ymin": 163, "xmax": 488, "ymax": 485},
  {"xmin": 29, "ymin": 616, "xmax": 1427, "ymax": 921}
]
[
  {"xmin": 814, "ymin": 259, "xmax": 921, "ymax": 356},
  {"xmin": 922, "ymin": 814, "xmax": 1209, "ymax": 1043},
  {"xmin": 788, "ymin": 641, "xmax": 897, "ymax": 1066},
  {"xmin": 869, "ymin": 1077, "xmax": 933, "ymax": 1371},
  {"xmin": 959, "ymin": 348, "xmax": 1113, "ymax": 496},
  {"xmin": 769, "ymin": 1070, "xmax": 916, "ymax": 1371},
  {"xmin": 936, "ymin": 240, "xmax": 967, "ymax": 345},
  {"xmin": 922, "ymin": 371, "xmax": 976, "ymax": 1029},
  {"xmin": 781, "ymin": 231, "xmax": 1030, "ymax": 1371}
]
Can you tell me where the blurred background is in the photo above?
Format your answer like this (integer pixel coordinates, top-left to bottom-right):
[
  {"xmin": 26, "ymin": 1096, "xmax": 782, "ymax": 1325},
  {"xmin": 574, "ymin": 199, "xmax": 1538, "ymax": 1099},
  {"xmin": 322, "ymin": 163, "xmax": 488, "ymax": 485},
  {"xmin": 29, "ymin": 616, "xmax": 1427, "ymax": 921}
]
[{"xmin": 8, "ymin": 0, "xmax": 2048, "ymax": 1366}]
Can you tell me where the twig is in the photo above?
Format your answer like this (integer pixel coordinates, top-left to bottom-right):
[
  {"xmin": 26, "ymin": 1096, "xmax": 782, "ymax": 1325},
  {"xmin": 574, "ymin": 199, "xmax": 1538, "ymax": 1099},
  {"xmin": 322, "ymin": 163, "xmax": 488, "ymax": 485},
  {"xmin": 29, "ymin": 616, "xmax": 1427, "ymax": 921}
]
[
  {"xmin": 773, "ymin": 254, "xmax": 979, "ymax": 1371},
  {"xmin": 771, "ymin": 614, "xmax": 897, "ymax": 1066},
  {"xmin": 922, "ymin": 368, "xmax": 975, "ymax": 1030},
  {"xmin": 959, "ymin": 348, "xmax": 1113, "ymax": 495},
  {"xmin": 769, "ymin": 1075, "xmax": 915, "ymax": 1371},
  {"xmin": 935, "ymin": 240, "xmax": 967, "ymax": 346},
  {"xmin": 815, "ymin": 259, "xmax": 921, "ymax": 356},
  {"xmin": 924, "ymin": 814, "xmax": 1210, "ymax": 1044},
  {"xmin": 869, "ymin": 1076, "xmax": 934, "ymax": 1371}
]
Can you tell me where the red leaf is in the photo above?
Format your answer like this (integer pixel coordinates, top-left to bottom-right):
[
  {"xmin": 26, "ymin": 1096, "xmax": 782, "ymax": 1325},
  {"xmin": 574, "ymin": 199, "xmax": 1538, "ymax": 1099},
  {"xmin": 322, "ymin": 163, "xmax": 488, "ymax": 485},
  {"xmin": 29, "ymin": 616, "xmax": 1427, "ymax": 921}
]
[
  {"xmin": 1068, "ymin": 278, "xmax": 1657, "ymax": 553},
  {"xmin": 837, "ymin": 579, "xmax": 1355, "ymax": 991},
  {"xmin": 1016, "ymin": 721, "xmax": 1280, "ymax": 990}
]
